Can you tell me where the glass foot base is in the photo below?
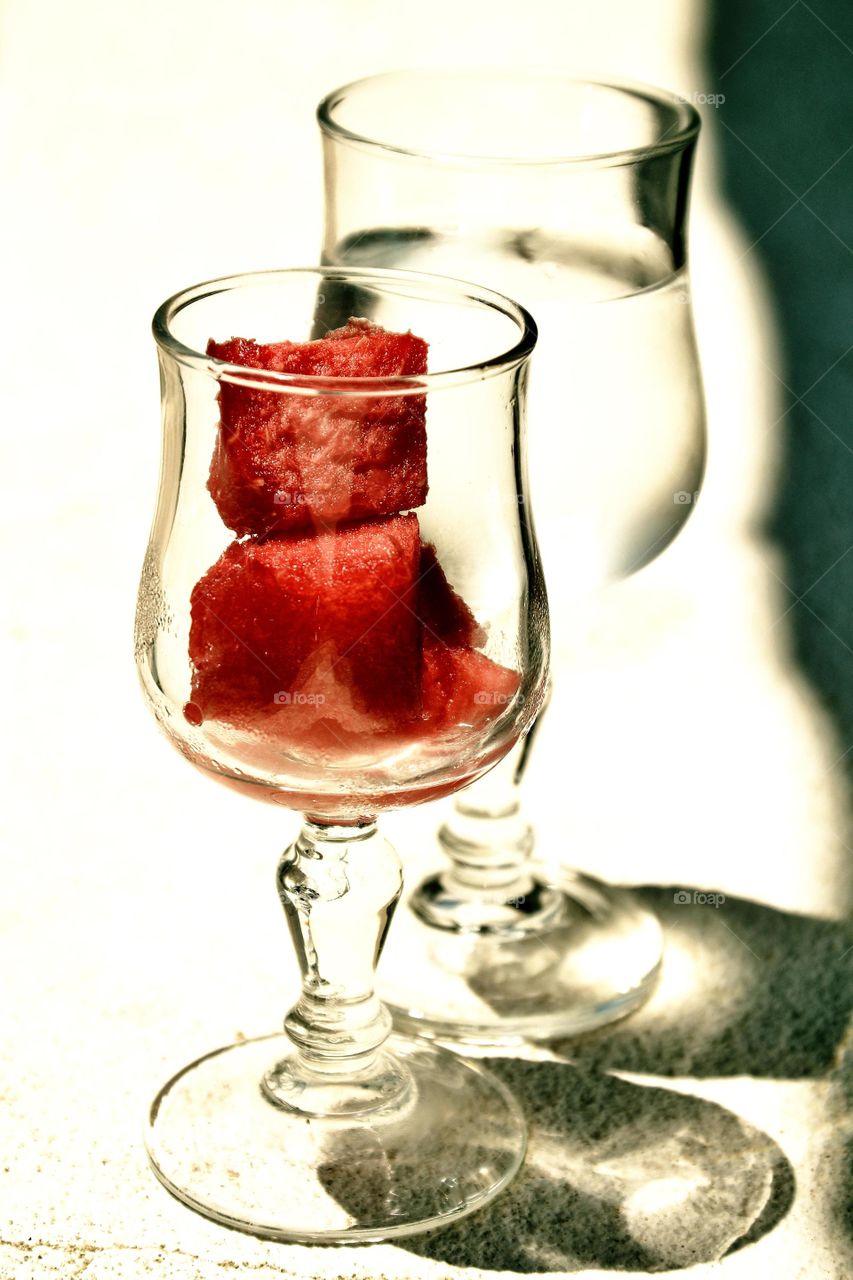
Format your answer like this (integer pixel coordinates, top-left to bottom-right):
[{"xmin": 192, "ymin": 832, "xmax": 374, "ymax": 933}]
[
  {"xmin": 146, "ymin": 1032, "xmax": 526, "ymax": 1243},
  {"xmin": 380, "ymin": 869, "xmax": 663, "ymax": 1046}
]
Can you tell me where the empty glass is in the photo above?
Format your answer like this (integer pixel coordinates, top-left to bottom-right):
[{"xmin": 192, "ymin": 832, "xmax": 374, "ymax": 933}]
[{"xmin": 319, "ymin": 72, "xmax": 706, "ymax": 1043}]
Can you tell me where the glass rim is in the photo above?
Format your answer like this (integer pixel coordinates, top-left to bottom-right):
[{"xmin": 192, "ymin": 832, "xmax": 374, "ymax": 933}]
[
  {"xmin": 152, "ymin": 266, "xmax": 538, "ymax": 395},
  {"xmin": 317, "ymin": 70, "xmax": 700, "ymax": 168}
]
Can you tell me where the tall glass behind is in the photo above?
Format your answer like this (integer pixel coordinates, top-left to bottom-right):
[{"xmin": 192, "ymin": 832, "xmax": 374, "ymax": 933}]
[{"xmin": 319, "ymin": 73, "xmax": 707, "ymax": 1043}]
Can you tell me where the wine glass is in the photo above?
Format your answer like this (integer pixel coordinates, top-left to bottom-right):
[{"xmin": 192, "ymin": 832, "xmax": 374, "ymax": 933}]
[
  {"xmin": 318, "ymin": 72, "xmax": 707, "ymax": 1044},
  {"xmin": 134, "ymin": 267, "xmax": 547, "ymax": 1241}
]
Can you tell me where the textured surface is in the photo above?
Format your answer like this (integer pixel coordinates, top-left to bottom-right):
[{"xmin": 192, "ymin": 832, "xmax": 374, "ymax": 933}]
[
  {"xmin": 187, "ymin": 520, "xmax": 518, "ymax": 749},
  {"xmin": 418, "ymin": 543, "xmax": 486, "ymax": 649},
  {"xmin": 207, "ymin": 322, "xmax": 428, "ymax": 536},
  {"xmin": 189, "ymin": 514, "xmax": 423, "ymax": 728}
]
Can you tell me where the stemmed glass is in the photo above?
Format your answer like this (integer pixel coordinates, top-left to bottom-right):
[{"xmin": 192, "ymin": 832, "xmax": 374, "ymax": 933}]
[
  {"xmin": 318, "ymin": 72, "xmax": 707, "ymax": 1043},
  {"xmin": 134, "ymin": 267, "xmax": 548, "ymax": 1240}
]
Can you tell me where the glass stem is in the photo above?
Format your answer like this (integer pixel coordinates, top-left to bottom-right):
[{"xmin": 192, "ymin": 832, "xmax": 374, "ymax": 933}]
[
  {"xmin": 438, "ymin": 754, "xmax": 535, "ymax": 901},
  {"xmin": 265, "ymin": 820, "xmax": 406, "ymax": 1115},
  {"xmin": 412, "ymin": 699, "xmax": 563, "ymax": 932}
]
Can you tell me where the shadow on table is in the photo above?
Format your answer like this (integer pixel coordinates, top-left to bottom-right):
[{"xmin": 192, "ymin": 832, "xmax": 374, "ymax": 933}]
[
  {"xmin": 397, "ymin": 886, "xmax": 851, "ymax": 1271},
  {"xmin": 708, "ymin": 0, "xmax": 853, "ymax": 919},
  {"xmin": 321, "ymin": 888, "xmax": 849, "ymax": 1268},
  {"xmin": 550, "ymin": 887, "xmax": 853, "ymax": 1080},
  {"xmin": 401, "ymin": 1059, "xmax": 793, "ymax": 1273}
]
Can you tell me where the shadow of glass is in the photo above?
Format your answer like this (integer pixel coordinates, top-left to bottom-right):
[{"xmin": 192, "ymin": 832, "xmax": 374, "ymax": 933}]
[
  {"xmin": 397, "ymin": 1060, "xmax": 793, "ymax": 1273},
  {"xmin": 550, "ymin": 887, "xmax": 852, "ymax": 1078},
  {"xmin": 702, "ymin": 5, "xmax": 853, "ymax": 1256},
  {"xmin": 708, "ymin": 0, "xmax": 853, "ymax": 904}
]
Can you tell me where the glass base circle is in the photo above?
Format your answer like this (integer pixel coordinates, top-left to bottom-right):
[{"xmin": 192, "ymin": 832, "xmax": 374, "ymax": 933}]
[
  {"xmin": 380, "ymin": 869, "xmax": 663, "ymax": 1046},
  {"xmin": 146, "ymin": 1032, "xmax": 527, "ymax": 1243}
]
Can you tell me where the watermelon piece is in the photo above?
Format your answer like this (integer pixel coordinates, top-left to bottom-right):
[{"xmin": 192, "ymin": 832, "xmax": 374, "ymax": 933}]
[
  {"xmin": 188, "ymin": 514, "xmax": 422, "ymax": 736},
  {"xmin": 417, "ymin": 543, "xmax": 485, "ymax": 648},
  {"xmin": 421, "ymin": 641, "xmax": 520, "ymax": 733},
  {"xmin": 416, "ymin": 542, "xmax": 517, "ymax": 733},
  {"xmin": 207, "ymin": 319, "xmax": 428, "ymax": 536}
]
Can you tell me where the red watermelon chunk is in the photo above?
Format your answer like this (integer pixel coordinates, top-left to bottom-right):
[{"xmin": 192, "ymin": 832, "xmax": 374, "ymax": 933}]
[
  {"xmin": 417, "ymin": 542, "xmax": 485, "ymax": 648},
  {"xmin": 416, "ymin": 542, "xmax": 518, "ymax": 733},
  {"xmin": 421, "ymin": 641, "xmax": 520, "ymax": 734},
  {"xmin": 207, "ymin": 319, "xmax": 428, "ymax": 536},
  {"xmin": 188, "ymin": 514, "xmax": 422, "ymax": 736}
]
